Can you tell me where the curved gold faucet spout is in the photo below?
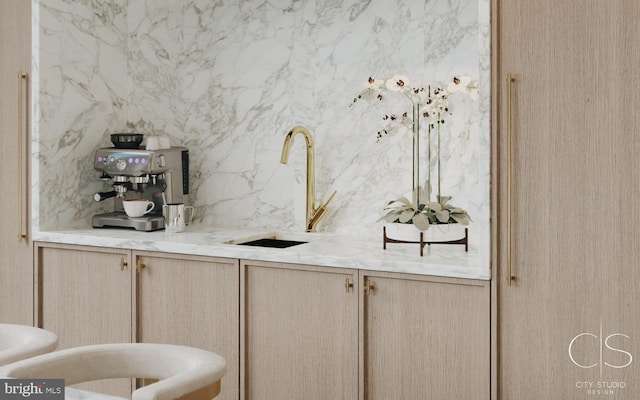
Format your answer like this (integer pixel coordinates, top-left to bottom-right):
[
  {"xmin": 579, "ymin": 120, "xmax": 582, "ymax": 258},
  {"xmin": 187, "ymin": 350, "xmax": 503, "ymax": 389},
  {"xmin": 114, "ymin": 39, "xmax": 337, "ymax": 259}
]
[
  {"xmin": 280, "ymin": 126, "xmax": 334, "ymax": 232},
  {"xmin": 280, "ymin": 126, "xmax": 313, "ymax": 166}
]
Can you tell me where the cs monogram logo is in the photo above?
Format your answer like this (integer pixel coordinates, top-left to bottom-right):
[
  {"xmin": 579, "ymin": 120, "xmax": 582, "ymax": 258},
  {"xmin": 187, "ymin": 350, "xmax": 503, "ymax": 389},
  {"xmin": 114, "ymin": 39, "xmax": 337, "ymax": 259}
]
[{"xmin": 568, "ymin": 327, "xmax": 633, "ymax": 370}]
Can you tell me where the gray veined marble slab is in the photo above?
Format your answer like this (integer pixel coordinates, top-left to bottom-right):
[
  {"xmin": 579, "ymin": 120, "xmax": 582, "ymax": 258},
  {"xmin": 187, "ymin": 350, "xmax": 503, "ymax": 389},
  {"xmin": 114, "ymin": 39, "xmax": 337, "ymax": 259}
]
[
  {"xmin": 33, "ymin": 222, "xmax": 490, "ymax": 281},
  {"xmin": 33, "ymin": 0, "xmax": 491, "ymax": 264}
]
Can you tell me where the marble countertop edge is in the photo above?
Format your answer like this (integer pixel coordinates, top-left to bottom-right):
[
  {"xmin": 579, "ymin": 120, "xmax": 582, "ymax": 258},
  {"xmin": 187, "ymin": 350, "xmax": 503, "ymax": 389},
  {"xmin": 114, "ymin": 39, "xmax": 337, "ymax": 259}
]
[{"xmin": 32, "ymin": 224, "xmax": 491, "ymax": 281}]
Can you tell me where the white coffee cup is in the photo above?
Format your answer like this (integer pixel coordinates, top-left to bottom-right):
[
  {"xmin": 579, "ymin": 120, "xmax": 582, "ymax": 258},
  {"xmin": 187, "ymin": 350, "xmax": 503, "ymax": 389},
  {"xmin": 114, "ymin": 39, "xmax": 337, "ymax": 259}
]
[{"xmin": 123, "ymin": 199, "xmax": 155, "ymax": 218}]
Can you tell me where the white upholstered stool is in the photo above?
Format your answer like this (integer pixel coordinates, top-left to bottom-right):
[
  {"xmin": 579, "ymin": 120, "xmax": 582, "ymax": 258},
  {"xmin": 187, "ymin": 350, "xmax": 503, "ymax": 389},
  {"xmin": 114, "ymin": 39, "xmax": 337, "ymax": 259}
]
[
  {"xmin": 0, "ymin": 323, "xmax": 58, "ymax": 365},
  {"xmin": 0, "ymin": 343, "xmax": 226, "ymax": 400}
]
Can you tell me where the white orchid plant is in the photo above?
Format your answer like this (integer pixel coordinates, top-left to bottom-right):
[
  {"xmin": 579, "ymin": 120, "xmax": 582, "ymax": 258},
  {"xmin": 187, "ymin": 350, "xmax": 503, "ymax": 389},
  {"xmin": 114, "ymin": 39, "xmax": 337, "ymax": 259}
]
[
  {"xmin": 352, "ymin": 74, "xmax": 477, "ymax": 231},
  {"xmin": 351, "ymin": 74, "xmax": 478, "ymax": 141}
]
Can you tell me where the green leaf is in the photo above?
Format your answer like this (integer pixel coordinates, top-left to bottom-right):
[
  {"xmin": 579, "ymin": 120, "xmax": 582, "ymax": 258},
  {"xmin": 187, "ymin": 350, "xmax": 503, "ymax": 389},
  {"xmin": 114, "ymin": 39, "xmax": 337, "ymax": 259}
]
[
  {"xmin": 435, "ymin": 210, "xmax": 450, "ymax": 223},
  {"xmin": 384, "ymin": 213, "xmax": 400, "ymax": 223},
  {"xmin": 399, "ymin": 210, "xmax": 415, "ymax": 223},
  {"xmin": 395, "ymin": 196, "xmax": 412, "ymax": 208},
  {"xmin": 451, "ymin": 214, "xmax": 470, "ymax": 225},
  {"xmin": 383, "ymin": 192, "xmax": 472, "ymax": 230},
  {"xmin": 412, "ymin": 213, "xmax": 430, "ymax": 231}
]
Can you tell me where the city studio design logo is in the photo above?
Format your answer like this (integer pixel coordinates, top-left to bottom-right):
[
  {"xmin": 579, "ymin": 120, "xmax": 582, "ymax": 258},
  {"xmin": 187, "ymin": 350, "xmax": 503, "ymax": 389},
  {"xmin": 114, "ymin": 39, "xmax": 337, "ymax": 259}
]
[{"xmin": 568, "ymin": 321, "xmax": 632, "ymax": 396}]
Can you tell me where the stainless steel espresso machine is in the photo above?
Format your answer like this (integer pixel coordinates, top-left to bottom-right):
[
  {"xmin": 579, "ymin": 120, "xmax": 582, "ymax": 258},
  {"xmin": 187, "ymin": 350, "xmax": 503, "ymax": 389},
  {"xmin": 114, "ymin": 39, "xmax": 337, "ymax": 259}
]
[{"xmin": 92, "ymin": 134, "xmax": 189, "ymax": 231}]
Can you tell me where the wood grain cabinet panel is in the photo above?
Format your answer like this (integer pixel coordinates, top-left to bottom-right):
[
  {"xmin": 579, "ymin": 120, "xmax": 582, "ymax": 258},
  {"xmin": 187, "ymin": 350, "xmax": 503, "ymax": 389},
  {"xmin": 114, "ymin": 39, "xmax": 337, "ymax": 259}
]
[
  {"xmin": 0, "ymin": 0, "xmax": 32, "ymax": 325},
  {"xmin": 35, "ymin": 243, "xmax": 491, "ymax": 399},
  {"xmin": 36, "ymin": 244, "xmax": 132, "ymax": 397},
  {"xmin": 361, "ymin": 271, "xmax": 489, "ymax": 400},
  {"xmin": 241, "ymin": 260, "xmax": 359, "ymax": 400},
  {"xmin": 36, "ymin": 245, "xmax": 242, "ymax": 398},
  {"xmin": 495, "ymin": 1, "xmax": 640, "ymax": 398},
  {"xmin": 134, "ymin": 252, "xmax": 240, "ymax": 400}
]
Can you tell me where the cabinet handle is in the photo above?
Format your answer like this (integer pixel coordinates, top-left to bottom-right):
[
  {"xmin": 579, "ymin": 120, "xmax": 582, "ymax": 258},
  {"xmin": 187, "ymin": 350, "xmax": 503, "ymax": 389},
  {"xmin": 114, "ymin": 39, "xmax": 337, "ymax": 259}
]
[
  {"xmin": 17, "ymin": 72, "xmax": 27, "ymax": 243},
  {"xmin": 136, "ymin": 258, "xmax": 146, "ymax": 273},
  {"xmin": 119, "ymin": 258, "xmax": 128, "ymax": 271},
  {"xmin": 364, "ymin": 280, "xmax": 375, "ymax": 296},
  {"xmin": 344, "ymin": 278, "xmax": 353, "ymax": 293},
  {"xmin": 506, "ymin": 73, "xmax": 516, "ymax": 286}
]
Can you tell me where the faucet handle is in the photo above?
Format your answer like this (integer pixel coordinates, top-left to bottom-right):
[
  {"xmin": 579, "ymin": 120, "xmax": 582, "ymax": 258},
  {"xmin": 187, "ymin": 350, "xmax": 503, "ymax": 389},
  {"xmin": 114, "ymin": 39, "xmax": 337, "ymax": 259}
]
[
  {"xmin": 308, "ymin": 190, "xmax": 337, "ymax": 232},
  {"xmin": 321, "ymin": 190, "xmax": 337, "ymax": 209}
]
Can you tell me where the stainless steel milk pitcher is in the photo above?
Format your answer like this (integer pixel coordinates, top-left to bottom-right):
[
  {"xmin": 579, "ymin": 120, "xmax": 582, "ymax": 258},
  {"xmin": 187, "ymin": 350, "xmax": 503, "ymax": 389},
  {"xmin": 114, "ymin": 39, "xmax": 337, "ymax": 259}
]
[{"xmin": 162, "ymin": 203, "xmax": 194, "ymax": 233}]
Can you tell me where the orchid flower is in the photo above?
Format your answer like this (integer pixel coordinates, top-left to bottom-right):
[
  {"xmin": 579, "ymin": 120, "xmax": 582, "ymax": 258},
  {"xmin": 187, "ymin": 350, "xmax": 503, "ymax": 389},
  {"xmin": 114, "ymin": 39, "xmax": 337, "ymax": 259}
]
[
  {"xmin": 385, "ymin": 75, "xmax": 410, "ymax": 92},
  {"xmin": 365, "ymin": 76, "xmax": 384, "ymax": 90}
]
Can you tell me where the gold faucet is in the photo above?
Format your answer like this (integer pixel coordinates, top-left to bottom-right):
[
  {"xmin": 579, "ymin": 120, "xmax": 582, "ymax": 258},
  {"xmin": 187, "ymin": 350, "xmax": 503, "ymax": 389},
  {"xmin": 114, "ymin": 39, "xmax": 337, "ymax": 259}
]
[{"xmin": 280, "ymin": 126, "xmax": 337, "ymax": 232}]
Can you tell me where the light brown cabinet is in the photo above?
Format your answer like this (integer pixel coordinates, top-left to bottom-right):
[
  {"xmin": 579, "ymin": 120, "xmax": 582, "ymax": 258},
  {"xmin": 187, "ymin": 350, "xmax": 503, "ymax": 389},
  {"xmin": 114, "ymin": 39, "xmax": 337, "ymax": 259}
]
[
  {"xmin": 240, "ymin": 260, "xmax": 359, "ymax": 400},
  {"xmin": 35, "ymin": 243, "xmax": 240, "ymax": 399},
  {"xmin": 0, "ymin": 0, "xmax": 32, "ymax": 325},
  {"xmin": 36, "ymin": 243, "xmax": 490, "ymax": 399},
  {"xmin": 360, "ymin": 271, "xmax": 489, "ymax": 400},
  {"xmin": 134, "ymin": 251, "xmax": 239, "ymax": 400},
  {"xmin": 494, "ymin": 1, "xmax": 640, "ymax": 398},
  {"xmin": 37, "ymin": 245, "xmax": 132, "ymax": 347},
  {"xmin": 36, "ymin": 244, "xmax": 132, "ymax": 397},
  {"xmin": 241, "ymin": 261, "xmax": 490, "ymax": 400}
]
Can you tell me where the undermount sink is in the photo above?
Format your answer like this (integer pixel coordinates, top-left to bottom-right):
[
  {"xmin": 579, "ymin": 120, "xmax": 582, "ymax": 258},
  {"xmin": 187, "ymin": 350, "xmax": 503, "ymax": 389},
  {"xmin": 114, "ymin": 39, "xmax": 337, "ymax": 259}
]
[
  {"xmin": 226, "ymin": 232, "xmax": 312, "ymax": 249},
  {"xmin": 236, "ymin": 238, "xmax": 307, "ymax": 248}
]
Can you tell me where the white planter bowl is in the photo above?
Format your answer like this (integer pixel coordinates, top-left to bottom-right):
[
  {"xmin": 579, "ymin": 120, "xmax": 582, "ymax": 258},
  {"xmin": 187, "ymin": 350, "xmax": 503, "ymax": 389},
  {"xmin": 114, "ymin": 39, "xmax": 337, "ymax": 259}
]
[{"xmin": 384, "ymin": 222, "xmax": 467, "ymax": 243}]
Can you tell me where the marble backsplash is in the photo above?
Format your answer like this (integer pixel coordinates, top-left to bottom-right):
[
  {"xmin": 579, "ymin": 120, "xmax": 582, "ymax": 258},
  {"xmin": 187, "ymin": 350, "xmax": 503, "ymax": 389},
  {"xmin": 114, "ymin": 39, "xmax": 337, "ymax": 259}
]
[{"xmin": 33, "ymin": 0, "xmax": 489, "ymax": 260}]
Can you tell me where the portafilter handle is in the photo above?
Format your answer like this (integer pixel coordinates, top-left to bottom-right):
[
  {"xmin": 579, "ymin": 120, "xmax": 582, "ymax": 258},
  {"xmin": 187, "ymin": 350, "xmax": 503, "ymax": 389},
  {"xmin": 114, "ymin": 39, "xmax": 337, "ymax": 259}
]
[{"xmin": 94, "ymin": 191, "xmax": 117, "ymax": 202}]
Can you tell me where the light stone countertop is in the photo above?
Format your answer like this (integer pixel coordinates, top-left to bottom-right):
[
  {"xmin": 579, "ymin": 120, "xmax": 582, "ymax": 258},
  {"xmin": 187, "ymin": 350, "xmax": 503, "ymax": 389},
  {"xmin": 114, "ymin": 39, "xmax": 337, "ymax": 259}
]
[
  {"xmin": 33, "ymin": 223, "xmax": 491, "ymax": 281},
  {"xmin": 64, "ymin": 388, "xmax": 125, "ymax": 400}
]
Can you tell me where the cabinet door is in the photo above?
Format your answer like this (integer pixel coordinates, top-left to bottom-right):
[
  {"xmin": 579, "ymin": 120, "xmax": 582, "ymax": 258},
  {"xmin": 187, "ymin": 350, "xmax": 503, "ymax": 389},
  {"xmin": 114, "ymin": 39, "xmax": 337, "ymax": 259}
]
[
  {"xmin": 496, "ymin": 1, "xmax": 640, "ymax": 398},
  {"xmin": 36, "ymin": 244, "xmax": 132, "ymax": 397},
  {"xmin": 241, "ymin": 261, "xmax": 358, "ymax": 400},
  {"xmin": 0, "ymin": 0, "xmax": 32, "ymax": 325},
  {"xmin": 135, "ymin": 252, "xmax": 239, "ymax": 400},
  {"xmin": 361, "ymin": 272, "xmax": 489, "ymax": 400}
]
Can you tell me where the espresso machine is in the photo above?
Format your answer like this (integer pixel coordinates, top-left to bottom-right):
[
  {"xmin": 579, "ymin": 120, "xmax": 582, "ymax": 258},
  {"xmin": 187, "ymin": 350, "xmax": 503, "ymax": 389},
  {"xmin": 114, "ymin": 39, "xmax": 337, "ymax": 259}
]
[{"xmin": 92, "ymin": 134, "xmax": 189, "ymax": 231}]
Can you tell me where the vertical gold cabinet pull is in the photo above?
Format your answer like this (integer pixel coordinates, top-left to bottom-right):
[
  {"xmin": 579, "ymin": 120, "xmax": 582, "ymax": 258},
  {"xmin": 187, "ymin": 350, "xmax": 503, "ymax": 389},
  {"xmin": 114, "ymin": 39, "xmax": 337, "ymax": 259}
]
[
  {"xmin": 136, "ymin": 258, "xmax": 146, "ymax": 273},
  {"xmin": 17, "ymin": 72, "xmax": 27, "ymax": 243},
  {"xmin": 119, "ymin": 258, "xmax": 128, "ymax": 271},
  {"xmin": 506, "ymin": 74, "xmax": 516, "ymax": 286},
  {"xmin": 344, "ymin": 278, "xmax": 353, "ymax": 293},
  {"xmin": 364, "ymin": 280, "xmax": 375, "ymax": 296}
]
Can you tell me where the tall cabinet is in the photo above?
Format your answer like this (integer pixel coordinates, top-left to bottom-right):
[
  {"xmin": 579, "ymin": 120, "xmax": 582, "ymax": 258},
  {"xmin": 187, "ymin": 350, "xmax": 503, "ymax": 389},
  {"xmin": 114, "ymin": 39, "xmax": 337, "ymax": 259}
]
[
  {"xmin": 0, "ymin": 0, "xmax": 32, "ymax": 324},
  {"xmin": 495, "ymin": 1, "xmax": 640, "ymax": 398}
]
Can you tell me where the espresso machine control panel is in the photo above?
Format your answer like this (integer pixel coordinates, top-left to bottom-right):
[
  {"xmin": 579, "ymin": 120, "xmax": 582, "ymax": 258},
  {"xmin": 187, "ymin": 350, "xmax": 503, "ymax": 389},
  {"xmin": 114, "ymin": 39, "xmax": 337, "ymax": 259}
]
[{"xmin": 95, "ymin": 149, "xmax": 162, "ymax": 176}]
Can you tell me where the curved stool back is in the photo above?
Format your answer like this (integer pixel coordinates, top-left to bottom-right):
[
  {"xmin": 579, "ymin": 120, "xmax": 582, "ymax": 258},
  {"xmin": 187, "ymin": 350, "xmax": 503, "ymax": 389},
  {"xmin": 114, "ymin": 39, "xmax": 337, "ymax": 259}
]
[
  {"xmin": 0, "ymin": 323, "xmax": 58, "ymax": 365},
  {"xmin": 0, "ymin": 343, "xmax": 226, "ymax": 400}
]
